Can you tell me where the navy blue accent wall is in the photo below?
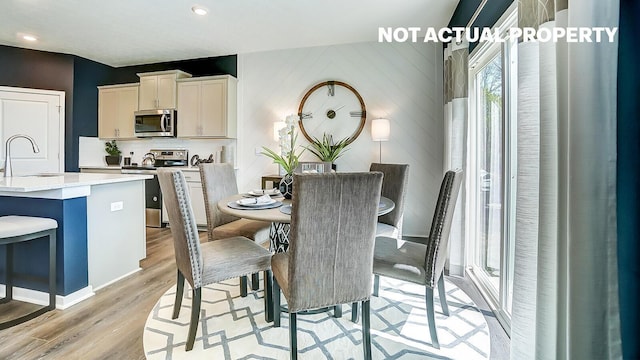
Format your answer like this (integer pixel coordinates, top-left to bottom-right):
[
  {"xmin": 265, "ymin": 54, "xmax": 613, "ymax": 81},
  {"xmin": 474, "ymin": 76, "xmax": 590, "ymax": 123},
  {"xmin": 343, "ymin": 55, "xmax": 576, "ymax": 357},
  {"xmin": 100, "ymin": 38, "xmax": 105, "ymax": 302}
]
[
  {"xmin": 0, "ymin": 196, "xmax": 88, "ymax": 295},
  {"xmin": 105, "ymin": 55, "xmax": 237, "ymax": 85},
  {"xmin": 0, "ymin": 45, "xmax": 75, "ymax": 168},
  {"xmin": 71, "ymin": 57, "xmax": 114, "ymax": 172},
  {"xmin": 0, "ymin": 44, "xmax": 237, "ymax": 172},
  {"xmin": 617, "ymin": 1, "xmax": 640, "ymax": 358},
  {"xmin": 447, "ymin": 0, "xmax": 513, "ymax": 51}
]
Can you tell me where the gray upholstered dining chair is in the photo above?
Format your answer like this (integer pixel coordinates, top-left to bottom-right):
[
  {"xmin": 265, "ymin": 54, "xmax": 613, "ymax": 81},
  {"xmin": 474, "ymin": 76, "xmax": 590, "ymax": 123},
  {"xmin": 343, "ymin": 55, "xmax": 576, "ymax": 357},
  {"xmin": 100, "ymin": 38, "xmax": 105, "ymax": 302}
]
[
  {"xmin": 199, "ymin": 163, "xmax": 271, "ymax": 295},
  {"xmin": 158, "ymin": 168, "xmax": 273, "ymax": 351},
  {"xmin": 272, "ymin": 172, "xmax": 383, "ymax": 360},
  {"xmin": 372, "ymin": 169, "xmax": 462, "ymax": 349},
  {"xmin": 370, "ymin": 163, "xmax": 409, "ymax": 240}
]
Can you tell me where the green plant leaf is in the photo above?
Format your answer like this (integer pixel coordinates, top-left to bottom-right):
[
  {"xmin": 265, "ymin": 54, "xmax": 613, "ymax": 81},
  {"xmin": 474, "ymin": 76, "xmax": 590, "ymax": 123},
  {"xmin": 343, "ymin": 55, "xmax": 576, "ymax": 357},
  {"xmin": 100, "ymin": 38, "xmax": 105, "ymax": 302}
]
[
  {"xmin": 306, "ymin": 133, "xmax": 349, "ymax": 162},
  {"xmin": 105, "ymin": 140, "xmax": 121, "ymax": 156}
]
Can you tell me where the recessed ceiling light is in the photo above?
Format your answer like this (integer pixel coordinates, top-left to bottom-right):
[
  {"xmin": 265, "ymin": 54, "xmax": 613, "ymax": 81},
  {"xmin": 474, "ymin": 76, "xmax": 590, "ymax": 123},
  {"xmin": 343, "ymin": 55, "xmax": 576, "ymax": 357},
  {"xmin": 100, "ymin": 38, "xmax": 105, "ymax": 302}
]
[
  {"xmin": 191, "ymin": 5, "xmax": 208, "ymax": 16},
  {"xmin": 22, "ymin": 34, "xmax": 37, "ymax": 42}
]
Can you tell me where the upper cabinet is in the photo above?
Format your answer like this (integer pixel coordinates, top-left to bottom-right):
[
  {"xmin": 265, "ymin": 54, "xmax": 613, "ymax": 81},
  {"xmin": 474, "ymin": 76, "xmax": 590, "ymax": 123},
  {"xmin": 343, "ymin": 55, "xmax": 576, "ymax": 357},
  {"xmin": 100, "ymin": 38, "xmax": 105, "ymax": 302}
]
[
  {"xmin": 137, "ymin": 70, "xmax": 191, "ymax": 110},
  {"xmin": 177, "ymin": 75, "xmax": 238, "ymax": 138},
  {"xmin": 98, "ymin": 83, "xmax": 139, "ymax": 139}
]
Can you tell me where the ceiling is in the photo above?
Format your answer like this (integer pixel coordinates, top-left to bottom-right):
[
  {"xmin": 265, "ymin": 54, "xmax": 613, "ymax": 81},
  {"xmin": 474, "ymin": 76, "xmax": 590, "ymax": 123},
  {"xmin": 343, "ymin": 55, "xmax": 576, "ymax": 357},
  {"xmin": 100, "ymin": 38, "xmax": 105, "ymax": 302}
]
[{"xmin": 0, "ymin": 0, "xmax": 458, "ymax": 67}]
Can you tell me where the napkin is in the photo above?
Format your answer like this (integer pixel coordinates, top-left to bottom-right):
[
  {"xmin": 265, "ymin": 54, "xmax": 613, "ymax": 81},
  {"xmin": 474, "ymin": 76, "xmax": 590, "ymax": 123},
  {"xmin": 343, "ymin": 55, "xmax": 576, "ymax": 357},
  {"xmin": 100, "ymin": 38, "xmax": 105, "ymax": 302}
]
[{"xmin": 237, "ymin": 194, "xmax": 272, "ymax": 205}]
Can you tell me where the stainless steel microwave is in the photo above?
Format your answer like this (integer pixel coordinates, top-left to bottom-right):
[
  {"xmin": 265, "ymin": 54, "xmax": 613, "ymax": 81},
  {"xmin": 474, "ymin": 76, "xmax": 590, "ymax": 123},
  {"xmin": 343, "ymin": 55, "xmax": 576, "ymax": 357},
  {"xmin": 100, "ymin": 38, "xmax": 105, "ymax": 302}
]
[{"xmin": 134, "ymin": 109, "xmax": 176, "ymax": 137}]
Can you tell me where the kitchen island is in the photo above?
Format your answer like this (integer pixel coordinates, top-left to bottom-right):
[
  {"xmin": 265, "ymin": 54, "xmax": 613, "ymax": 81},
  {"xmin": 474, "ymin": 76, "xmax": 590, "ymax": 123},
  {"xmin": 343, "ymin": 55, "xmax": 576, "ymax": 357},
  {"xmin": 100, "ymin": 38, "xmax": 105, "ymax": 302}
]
[{"xmin": 0, "ymin": 173, "xmax": 152, "ymax": 308}]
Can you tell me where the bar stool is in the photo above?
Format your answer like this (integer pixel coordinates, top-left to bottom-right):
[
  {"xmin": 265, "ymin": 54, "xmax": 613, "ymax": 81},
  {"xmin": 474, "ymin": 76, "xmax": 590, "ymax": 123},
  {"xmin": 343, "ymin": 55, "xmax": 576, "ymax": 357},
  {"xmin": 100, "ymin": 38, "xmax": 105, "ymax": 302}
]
[{"xmin": 0, "ymin": 215, "xmax": 57, "ymax": 329}]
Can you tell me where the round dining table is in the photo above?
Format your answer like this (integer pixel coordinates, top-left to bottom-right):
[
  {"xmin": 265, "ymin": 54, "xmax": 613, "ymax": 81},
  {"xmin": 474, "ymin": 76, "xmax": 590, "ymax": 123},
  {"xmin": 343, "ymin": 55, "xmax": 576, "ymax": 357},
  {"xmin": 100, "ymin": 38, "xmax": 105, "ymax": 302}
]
[{"xmin": 218, "ymin": 194, "xmax": 395, "ymax": 252}]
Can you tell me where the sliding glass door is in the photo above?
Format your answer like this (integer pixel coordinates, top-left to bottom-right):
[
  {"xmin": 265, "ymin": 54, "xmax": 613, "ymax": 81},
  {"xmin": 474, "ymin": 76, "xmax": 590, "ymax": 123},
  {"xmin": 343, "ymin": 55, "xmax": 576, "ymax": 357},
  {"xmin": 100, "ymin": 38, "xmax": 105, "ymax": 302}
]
[
  {"xmin": 476, "ymin": 51, "xmax": 503, "ymax": 292},
  {"xmin": 467, "ymin": 8, "xmax": 517, "ymax": 331}
]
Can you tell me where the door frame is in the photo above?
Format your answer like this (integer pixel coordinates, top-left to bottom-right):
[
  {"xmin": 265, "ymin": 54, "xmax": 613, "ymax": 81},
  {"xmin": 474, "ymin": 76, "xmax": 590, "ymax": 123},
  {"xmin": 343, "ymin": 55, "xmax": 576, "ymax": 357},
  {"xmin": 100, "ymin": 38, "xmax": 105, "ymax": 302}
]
[{"xmin": 0, "ymin": 86, "xmax": 65, "ymax": 173}]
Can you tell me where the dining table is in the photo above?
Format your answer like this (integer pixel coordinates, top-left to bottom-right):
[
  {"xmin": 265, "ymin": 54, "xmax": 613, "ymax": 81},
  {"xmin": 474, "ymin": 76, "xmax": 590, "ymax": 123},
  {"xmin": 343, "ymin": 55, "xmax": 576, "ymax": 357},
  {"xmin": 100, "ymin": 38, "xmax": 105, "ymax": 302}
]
[{"xmin": 217, "ymin": 194, "xmax": 395, "ymax": 252}]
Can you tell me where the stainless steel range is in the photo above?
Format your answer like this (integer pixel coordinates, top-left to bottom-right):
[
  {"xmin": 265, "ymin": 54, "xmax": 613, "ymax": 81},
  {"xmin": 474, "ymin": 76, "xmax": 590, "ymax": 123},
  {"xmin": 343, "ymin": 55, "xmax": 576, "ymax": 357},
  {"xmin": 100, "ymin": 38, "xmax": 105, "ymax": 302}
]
[{"xmin": 121, "ymin": 149, "xmax": 188, "ymax": 227}]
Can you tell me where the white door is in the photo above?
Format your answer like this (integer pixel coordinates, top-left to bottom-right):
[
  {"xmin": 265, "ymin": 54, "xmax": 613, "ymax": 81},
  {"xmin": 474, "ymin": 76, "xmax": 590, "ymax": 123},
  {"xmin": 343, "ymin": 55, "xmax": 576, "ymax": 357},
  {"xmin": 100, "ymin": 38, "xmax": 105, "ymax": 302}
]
[{"xmin": 0, "ymin": 87, "xmax": 64, "ymax": 175}]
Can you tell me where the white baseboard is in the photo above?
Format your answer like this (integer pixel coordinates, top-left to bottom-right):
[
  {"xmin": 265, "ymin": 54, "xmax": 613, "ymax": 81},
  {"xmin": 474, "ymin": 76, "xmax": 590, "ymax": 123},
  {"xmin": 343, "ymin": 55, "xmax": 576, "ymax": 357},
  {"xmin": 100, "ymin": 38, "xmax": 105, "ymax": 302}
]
[
  {"xmin": 0, "ymin": 284, "xmax": 94, "ymax": 310},
  {"xmin": 92, "ymin": 267, "xmax": 141, "ymax": 292},
  {"xmin": 448, "ymin": 264, "xmax": 465, "ymax": 276}
]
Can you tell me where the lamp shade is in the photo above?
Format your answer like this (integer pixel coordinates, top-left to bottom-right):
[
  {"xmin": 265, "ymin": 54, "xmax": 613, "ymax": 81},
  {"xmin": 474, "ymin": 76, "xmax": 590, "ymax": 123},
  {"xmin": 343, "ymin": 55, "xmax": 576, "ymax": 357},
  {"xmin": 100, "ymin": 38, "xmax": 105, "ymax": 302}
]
[
  {"xmin": 273, "ymin": 121, "xmax": 286, "ymax": 141},
  {"xmin": 371, "ymin": 118, "xmax": 390, "ymax": 141}
]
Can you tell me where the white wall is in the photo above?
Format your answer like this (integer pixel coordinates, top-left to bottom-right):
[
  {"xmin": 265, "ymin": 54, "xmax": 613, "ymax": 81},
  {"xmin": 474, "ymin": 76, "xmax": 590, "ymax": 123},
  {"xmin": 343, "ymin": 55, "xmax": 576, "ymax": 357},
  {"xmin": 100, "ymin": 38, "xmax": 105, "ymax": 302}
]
[{"xmin": 236, "ymin": 41, "xmax": 444, "ymax": 236}]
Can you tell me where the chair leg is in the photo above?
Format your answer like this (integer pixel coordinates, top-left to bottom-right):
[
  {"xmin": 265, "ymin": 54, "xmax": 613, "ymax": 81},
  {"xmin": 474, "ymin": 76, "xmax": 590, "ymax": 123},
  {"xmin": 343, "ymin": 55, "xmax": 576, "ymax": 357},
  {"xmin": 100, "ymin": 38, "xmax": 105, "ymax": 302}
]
[
  {"xmin": 240, "ymin": 275, "xmax": 248, "ymax": 297},
  {"xmin": 351, "ymin": 302, "xmax": 359, "ymax": 323},
  {"xmin": 172, "ymin": 270, "xmax": 185, "ymax": 319},
  {"xmin": 362, "ymin": 300, "xmax": 372, "ymax": 360},
  {"xmin": 264, "ymin": 270, "xmax": 273, "ymax": 322},
  {"xmin": 47, "ymin": 229, "xmax": 56, "ymax": 311},
  {"xmin": 426, "ymin": 287, "xmax": 440, "ymax": 349},
  {"xmin": 289, "ymin": 312, "xmax": 298, "ymax": 360},
  {"xmin": 251, "ymin": 273, "xmax": 260, "ymax": 291},
  {"xmin": 437, "ymin": 273, "xmax": 449, "ymax": 316},
  {"xmin": 273, "ymin": 278, "xmax": 281, "ymax": 327},
  {"xmin": 5, "ymin": 244, "xmax": 13, "ymax": 302},
  {"xmin": 334, "ymin": 304, "xmax": 342, "ymax": 318},
  {"xmin": 186, "ymin": 288, "xmax": 202, "ymax": 351},
  {"xmin": 373, "ymin": 274, "xmax": 380, "ymax": 297}
]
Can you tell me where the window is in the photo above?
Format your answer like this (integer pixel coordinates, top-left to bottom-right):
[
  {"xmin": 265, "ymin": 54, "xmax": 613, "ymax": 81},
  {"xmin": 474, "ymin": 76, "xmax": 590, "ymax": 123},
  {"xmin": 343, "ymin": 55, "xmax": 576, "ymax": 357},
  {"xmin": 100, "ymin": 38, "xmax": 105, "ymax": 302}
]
[{"xmin": 467, "ymin": 7, "xmax": 517, "ymax": 332}]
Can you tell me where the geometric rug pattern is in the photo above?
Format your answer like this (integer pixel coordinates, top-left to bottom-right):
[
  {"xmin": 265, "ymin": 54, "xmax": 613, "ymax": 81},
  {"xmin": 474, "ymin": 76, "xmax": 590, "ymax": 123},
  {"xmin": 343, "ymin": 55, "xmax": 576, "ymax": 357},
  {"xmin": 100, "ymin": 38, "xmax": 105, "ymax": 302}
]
[{"xmin": 143, "ymin": 276, "xmax": 490, "ymax": 359}]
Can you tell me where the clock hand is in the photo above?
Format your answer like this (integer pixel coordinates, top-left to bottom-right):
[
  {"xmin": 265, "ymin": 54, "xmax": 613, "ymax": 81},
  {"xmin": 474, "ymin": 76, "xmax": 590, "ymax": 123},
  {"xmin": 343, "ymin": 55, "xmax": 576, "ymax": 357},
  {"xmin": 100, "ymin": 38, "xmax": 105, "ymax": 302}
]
[{"xmin": 333, "ymin": 104, "xmax": 346, "ymax": 112}]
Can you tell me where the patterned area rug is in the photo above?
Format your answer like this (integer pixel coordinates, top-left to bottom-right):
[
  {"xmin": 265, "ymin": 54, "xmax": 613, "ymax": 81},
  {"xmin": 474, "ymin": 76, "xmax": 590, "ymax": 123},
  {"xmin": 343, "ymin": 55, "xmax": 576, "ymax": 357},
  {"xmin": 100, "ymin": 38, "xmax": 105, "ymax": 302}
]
[{"xmin": 143, "ymin": 276, "xmax": 490, "ymax": 359}]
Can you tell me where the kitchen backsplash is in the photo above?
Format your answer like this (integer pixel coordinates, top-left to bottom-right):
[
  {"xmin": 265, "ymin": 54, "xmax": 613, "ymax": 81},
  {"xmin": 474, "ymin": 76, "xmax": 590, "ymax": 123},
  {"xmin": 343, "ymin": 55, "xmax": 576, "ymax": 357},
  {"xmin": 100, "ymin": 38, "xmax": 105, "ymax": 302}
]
[{"xmin": 79, "ymin": 136, "xmax": 236, "ymax": 168}]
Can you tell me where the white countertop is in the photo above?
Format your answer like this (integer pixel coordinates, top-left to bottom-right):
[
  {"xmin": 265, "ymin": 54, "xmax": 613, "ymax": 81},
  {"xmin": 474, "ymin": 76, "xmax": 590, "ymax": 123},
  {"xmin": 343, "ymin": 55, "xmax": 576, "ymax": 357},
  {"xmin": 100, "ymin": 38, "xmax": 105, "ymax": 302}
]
[
  {"xmin": 79, "ymin": 165, "xmax": 201, "ymax": 171},
  {"xmin": 0, "ymin": 172, "xmax": 152, "ymax": 193}
]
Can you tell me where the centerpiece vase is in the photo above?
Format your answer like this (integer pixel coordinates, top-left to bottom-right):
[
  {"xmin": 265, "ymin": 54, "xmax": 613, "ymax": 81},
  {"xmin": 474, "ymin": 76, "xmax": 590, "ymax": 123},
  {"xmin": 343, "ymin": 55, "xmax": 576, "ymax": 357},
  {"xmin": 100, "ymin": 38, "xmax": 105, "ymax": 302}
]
[{"xmin": 279, "ymin": 173, "xmax": 294, "ymax": 199}]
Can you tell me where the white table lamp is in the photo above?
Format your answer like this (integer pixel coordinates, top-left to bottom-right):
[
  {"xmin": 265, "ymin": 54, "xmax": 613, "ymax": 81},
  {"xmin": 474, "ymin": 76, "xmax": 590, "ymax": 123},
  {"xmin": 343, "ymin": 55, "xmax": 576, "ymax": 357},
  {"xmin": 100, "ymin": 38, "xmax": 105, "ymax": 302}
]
[{"xmin": 371, "ymin": 118, "xmax": 390, "ymax": 162}]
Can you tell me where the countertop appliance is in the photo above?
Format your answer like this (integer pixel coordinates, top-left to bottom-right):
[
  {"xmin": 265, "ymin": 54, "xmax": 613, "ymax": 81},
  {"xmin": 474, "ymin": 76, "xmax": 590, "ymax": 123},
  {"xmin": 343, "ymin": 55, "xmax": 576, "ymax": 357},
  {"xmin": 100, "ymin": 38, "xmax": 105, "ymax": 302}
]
[
  {"xmin": 121, "ymin": 149, "xmax": 188, "ymax": 227},
  {"xmin": 134, "ymin": 109, "xmax": 177, "ymax": 137}
]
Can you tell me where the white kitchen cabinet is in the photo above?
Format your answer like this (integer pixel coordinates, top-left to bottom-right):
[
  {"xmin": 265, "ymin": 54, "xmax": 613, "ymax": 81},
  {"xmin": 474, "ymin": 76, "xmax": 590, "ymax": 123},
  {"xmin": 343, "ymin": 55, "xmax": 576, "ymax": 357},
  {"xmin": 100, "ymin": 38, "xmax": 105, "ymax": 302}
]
[
  {"xmin": 177, "ymin": 75, "xmax": 237, "ymax": 138},
  {"xmin": 98, "ymin": 83, "xmax": 138, "ymax": 139},
  {"xmin": 163, "ymin": 169, "xmax": 207, "ymax": 227},
  {"xmin": 137, "ymin": 70, "xmax": 191, "ymax": 110}
]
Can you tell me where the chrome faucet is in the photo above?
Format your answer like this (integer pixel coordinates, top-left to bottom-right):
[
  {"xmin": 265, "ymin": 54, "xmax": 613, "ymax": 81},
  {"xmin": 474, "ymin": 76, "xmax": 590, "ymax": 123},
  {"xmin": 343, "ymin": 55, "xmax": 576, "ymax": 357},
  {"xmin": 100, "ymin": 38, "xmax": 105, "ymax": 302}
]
[{"xmin": 3, "ymin": 134, "xmax": 40, "ymax": 177}]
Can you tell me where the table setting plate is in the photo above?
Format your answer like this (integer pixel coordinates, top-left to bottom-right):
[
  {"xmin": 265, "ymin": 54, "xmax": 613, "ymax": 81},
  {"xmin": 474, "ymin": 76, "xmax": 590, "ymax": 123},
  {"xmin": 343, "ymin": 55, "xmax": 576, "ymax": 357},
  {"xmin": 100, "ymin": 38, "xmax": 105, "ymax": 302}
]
[
  {"xmin": 247, "ymin": 189, "xmax": 281, "ymax": 197},
  {"xmin": 227, "ymin": 201, "xmax": 283, "ymax": 210}
]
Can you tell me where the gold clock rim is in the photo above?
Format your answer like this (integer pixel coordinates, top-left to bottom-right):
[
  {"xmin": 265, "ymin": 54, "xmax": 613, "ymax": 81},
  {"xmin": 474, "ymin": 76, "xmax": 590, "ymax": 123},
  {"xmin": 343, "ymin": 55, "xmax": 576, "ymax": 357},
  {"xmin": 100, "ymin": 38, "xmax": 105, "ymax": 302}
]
[{"xmin": 297, "ymin": 80, "xmax": 367, "ymax": 146}]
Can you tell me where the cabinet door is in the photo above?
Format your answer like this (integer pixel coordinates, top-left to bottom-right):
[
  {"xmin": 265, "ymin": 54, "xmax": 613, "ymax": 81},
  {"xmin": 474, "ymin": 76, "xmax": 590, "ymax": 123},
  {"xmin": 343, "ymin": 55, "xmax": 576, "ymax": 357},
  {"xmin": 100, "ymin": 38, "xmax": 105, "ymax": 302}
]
[
  {"xmin": 157, "ymin": 74, "xmax": 177, "ymax": 109},
  {"xmin": 200, "ymin": 80, "xmax": 226, "ymax": 137},
  {"xmin": 138, "ymin": 76, "xmax": 158, "ymax": 110},
  {"xmin": 98, "ymin": 89, "xmax": 119, "ymax": 138},
  {"xmin": 115, "ymin": 86, "xmax": 138, "ymax": 138},
  {"xmin": 177, "ymin": 82, "xmax": 201, "ymax": 137},
  {"xmin": 188, "ymin": 182, "xmax": 207, "ymax": 226}
]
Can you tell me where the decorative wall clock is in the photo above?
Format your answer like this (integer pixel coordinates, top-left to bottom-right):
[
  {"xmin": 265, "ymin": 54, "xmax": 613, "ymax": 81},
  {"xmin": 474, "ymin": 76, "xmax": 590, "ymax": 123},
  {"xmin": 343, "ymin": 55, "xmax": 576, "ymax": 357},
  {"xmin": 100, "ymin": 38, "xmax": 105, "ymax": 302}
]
[{"xmin": 297, "ymin": 80, "xmax": 366, "ymax": 146}]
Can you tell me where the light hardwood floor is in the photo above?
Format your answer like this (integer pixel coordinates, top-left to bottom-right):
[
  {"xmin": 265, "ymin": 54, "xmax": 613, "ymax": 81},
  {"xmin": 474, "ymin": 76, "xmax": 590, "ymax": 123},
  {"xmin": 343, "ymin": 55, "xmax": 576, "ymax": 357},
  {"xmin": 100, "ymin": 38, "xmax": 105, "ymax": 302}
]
[
  {"xmin": 0, "ymin": 228, "xmax": 181, "ymax": 360},
  {"xmin": 0, "ymin": 229, "xmax": 510, "ymax": 359}
]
